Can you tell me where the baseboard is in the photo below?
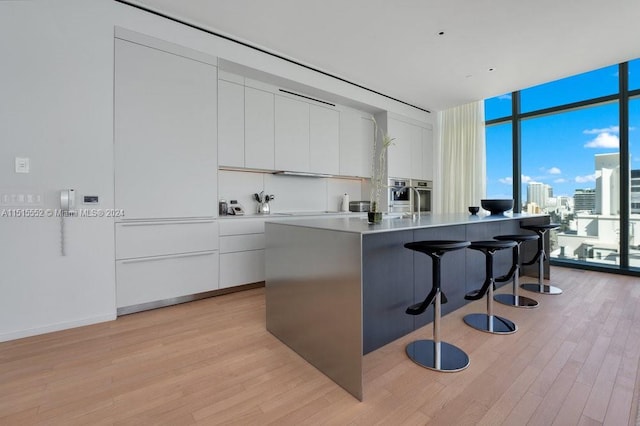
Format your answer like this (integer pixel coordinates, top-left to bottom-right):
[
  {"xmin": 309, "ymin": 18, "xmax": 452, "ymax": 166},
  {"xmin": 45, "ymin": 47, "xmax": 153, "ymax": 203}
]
[{"xmin": 0, "ymin": 313, "xmax": 117, "ymax": 343}]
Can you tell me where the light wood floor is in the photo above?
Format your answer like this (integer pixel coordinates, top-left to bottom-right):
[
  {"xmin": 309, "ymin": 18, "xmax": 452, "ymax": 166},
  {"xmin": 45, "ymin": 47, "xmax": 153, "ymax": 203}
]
[{"xmin": 1, "ymin": 267, "xmax": 639, "ymax": 425}]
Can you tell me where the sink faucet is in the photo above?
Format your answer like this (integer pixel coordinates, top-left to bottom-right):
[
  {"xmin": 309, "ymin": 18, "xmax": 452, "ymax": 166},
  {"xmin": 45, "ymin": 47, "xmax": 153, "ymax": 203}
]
[
  {"xmin": 389, "ymin": 185, "xmax": 421, "ymax": 220},
  {"xmin": 407, "ymin": 186, "xmax": 420, "ymax": 221}
]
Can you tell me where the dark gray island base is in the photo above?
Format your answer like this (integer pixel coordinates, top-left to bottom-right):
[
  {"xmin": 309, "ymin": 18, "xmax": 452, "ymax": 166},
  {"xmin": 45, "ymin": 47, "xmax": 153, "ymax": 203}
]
[{"xmin": 265, "ymin": 213, "xmax": 549, "ymax": 400}]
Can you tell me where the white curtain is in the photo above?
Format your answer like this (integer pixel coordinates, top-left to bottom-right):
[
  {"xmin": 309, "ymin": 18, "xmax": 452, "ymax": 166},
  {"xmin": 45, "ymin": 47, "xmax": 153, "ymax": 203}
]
[{"xmin": 436, "ymin": 101, "xmax": 486, "ymax": 214}]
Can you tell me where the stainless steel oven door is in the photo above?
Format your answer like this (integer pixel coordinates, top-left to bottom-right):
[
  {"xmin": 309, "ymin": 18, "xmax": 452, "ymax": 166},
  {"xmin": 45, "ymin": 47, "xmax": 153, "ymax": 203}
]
[
  {"xmin": 388, "ymin": 178, "xmax": 410, "ymax": 212},
  {"xmin": 410, "ymin": 180, "xmax": 432, "ymax": 213}
]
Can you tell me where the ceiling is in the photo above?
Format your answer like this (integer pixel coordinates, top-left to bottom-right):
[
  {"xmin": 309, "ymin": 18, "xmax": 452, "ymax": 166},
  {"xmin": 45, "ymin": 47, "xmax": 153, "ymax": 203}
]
[{"xmin": 126, "ymin": 0, "xmax": 640, "ymax": 112}]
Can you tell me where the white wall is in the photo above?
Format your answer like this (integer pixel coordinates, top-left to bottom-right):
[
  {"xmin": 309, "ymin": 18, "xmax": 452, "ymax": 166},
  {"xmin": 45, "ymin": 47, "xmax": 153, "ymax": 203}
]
[
  {"xmin": 0, "ymin": 1, "xmax": 118, "ymax": 341},
  {"xmin": 0, "ymin": 0, "xmax": 432, "ymax": 341},
  {"xmin": 0, "ymin": 0, "xmax": 233, "ymax": 341}
]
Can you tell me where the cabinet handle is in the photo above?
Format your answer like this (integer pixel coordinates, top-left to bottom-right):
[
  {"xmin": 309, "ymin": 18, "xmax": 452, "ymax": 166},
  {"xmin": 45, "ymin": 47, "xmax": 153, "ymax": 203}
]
[
  {"xmin": 120, "ymin": 251, "xmax": 216, "ymax": 264},
  {"xmin": 120, "ymin": 220, "xmax": 215, "ymax": 227}
]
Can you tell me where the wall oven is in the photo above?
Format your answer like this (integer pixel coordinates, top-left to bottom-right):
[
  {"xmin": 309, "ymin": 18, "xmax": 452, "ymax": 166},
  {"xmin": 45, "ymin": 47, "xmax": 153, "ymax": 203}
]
[
  {"xmin": 410, "ymin": 179, "xmax": 432, "ymax": 214},
  {"xmin": 388, "ymin": 178, "xmax": 410, "ymax": 212}
]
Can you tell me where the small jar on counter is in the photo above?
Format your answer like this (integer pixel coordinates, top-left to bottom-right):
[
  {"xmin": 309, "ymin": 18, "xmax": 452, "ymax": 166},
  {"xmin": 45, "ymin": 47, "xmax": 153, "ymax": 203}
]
[{"xmin": 219, "ymin": 199, "xmax": 228, "ymax": 216}]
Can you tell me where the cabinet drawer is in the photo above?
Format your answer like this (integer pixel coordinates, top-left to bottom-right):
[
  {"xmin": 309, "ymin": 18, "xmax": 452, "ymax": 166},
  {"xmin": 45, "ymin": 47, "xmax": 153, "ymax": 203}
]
[
  {"xmin": 116, "ymin": 250, "xmax": 219, "ymax": 308},
  {"xmin": 219, "ymin": 250, "xmax": 264, "ymax": 288},
  {"xmin": 116, "ymin": 220, "xmax": 218, "ymax": 259},
  {"xmin": 219, "ymin": 219, "xmax": 265, "ymax": 236},
  {"xmin": 220, "ymin": 234, "xmax": 265, "ymax": 253}
]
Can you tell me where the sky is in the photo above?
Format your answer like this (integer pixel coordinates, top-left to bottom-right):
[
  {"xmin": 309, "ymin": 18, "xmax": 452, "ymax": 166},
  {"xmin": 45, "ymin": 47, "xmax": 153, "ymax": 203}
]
[{"xmin": 485, "ymin": 60, "xmax": 640, "ymax": 201}]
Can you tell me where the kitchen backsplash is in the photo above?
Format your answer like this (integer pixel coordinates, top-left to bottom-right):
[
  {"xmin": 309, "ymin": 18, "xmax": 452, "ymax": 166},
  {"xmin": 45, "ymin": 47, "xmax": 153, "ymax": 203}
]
[{"xmin": 218, "ymin": 170, "xmax": 365, "ymax": 214}]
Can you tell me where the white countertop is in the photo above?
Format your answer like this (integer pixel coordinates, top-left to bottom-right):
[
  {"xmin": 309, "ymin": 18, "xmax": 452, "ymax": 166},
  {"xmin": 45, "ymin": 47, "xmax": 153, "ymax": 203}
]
[{"xmin": 265, "ymin": 212, "xmax": 548, "ymax": 235}]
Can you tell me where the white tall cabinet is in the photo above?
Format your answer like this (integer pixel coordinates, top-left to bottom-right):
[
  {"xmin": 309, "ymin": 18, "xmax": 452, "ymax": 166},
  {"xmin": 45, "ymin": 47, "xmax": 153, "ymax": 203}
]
[
  {"xmin": 114, "ymin": 38, "xmax": 217, "ymax": 219},
  {"xmin": 114, "ymin": 34, "xmax": 219, "ymax": 312}
]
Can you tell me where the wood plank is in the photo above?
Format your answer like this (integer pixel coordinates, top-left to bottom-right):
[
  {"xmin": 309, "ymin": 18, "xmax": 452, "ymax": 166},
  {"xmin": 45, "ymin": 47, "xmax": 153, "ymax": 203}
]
[{"xmin": 0, "ymin": 268, "xmax": 639, "ymax": 424}]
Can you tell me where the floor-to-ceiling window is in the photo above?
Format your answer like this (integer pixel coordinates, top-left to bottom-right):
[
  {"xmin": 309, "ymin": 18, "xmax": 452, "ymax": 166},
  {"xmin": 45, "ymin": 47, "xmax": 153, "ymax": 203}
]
[
  {"xmin": 485, "ymin": 95, "xmax": 513, "ymax": 199},
  {"xmin": 485, "ymin": 61, "xmax": 640, "ymax": 274}
]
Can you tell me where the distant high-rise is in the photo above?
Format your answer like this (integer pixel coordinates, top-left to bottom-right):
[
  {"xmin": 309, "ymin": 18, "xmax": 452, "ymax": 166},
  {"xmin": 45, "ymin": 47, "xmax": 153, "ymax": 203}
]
[
  {"xmin": 527, "ymin": 182, "xmax": 548, "ymax": 209},
  {"xmin": 595, "ymin": 153, "xmax": 620, "ymax": 215},
  {"xmin": 632, "ymin": 169, "xmax": 640, "ymax": 214},
  {"xmin": 574, "ymin": 188, "xmax": 596, "ymax": 212}
]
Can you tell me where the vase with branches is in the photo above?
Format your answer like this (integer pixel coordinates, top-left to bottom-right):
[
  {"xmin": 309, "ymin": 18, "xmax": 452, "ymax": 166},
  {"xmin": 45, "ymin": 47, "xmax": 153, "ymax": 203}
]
[{"xmin": 368, "ymin": 118, "xmax": 394, "ymax": 223}]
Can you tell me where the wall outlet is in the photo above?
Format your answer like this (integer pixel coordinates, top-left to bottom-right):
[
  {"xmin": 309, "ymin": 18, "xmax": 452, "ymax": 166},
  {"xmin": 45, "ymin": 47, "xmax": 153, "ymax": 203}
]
[{"xmin": 15, "ymin": 157, "xmax": 30, "ymax": 173}]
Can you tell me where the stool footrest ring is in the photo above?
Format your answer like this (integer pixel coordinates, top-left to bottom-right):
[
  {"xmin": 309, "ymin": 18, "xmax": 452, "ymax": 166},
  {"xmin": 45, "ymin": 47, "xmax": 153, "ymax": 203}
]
[{"xmin": 406, "ymin": 288, "xmax": 448, "ymax": 315}]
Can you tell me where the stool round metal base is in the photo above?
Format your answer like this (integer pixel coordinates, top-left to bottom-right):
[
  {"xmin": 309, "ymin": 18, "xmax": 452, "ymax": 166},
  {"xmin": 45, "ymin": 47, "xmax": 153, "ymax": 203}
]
[
  {"xmin": 494, "ymin": 293, "xmax": 539, "ymax": 308},
  {"xmin": 520, "ymin": 283, "xmax": 563, "ymax": 295},
  {"xmin": 406, "ymin": 340, "xmax": 470, "ymax": 372},
  {"xmin": 463, "ymin": 313, "xmax": 517, "ymax": 334}
]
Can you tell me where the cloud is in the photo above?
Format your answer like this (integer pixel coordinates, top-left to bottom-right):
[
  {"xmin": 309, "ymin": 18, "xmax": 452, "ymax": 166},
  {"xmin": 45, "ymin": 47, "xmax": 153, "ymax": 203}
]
[
  {"xmin": 575, "ymin": 173, "xmax": 596, "ymax": 183},
  {"xmin": 554, "ymin": 178, "xmax": 567, "ymax": 183},
  {"xmin": 583, "ymin": 126, "xmax": 619, "ymax": 135},
  {"xmin": 547, "ymin": 167, "xmax": 562, "ymax": 175},
  {"xmin": 498, "ymin": 94, "xmax": 512, "ymax": 100},
  {"xmin": 584, "ymin": 132, "xmax": 619, "ymax": 148},
  {"xmin": 498, "ymin": 174, "xmax": 535, "ymax": 184}
]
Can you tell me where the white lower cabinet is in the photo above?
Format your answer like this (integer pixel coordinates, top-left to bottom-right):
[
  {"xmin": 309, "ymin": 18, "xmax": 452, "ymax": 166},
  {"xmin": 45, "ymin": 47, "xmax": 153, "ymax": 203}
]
[
  {"xmin": 116, "ymin": 250, "xmax": 219, "ymax": 308},
  {"xmin": 115, "ymin": 219, "xmax": 219, "ymax": 309},
  {"xmin": 220, "ymin": 250, "xmax": 265, "ymax": 289},
  {"xmin": 219, "ymin": 219, "xmax": 266, "ymax": 289},
  {"xmin": 115, "ymin": 220, "xmax": 218, "ymax": 259}
]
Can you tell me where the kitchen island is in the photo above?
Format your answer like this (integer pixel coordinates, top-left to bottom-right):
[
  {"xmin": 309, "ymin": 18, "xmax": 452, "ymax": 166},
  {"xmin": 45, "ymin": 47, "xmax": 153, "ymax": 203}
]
[{"xmin": 265, "ymin": 213, "xmax": 549, "ymax": 400}]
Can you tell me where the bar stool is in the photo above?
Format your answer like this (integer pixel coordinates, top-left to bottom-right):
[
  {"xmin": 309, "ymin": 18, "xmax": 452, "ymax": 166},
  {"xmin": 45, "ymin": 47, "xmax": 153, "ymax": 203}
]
[
  {"xmin": 404, "ymin": 240, "xmax": 471, "ymax": 372},
  {"xmin": 520, "ymin": 223, "xmax": 562, "ymax": 295},
  {"xmin": 463, "ymin": 240, "xmax": 518, "ymax": 334},
  {"xmin": 493, "ymin": 234, "xmax": 539, "ymax": 308}
]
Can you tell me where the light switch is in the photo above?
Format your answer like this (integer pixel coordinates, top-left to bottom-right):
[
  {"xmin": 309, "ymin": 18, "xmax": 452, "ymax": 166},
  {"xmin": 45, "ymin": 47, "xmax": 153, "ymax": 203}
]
[{"xmin": 15, "ymin": 157, "xmax": 30, "ymax": 173}]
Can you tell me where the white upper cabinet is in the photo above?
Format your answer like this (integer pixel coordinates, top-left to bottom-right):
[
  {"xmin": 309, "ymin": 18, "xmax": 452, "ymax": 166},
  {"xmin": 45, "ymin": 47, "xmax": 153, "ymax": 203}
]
[
  {"xmin": 339, "ymin": 109, "xmax": 373, "ymax": 178},
  {"xmin": 409, "ymin": 123, "xmax": 424, "ymax": 180},
  {"xmin": 360, "ymin": 117, "xmax": 374, "ymax": 178},
  {"xmin": 218, "ymin": 80, "xmax": 245, "ymax": 167},
  {"xmin": 387, "ymin": 118, "xmax": 412, "ymax": 179},
  {"xmin": 422, "ymin": 127, "xmax": 434, "ymax": 180},
  {"xmin": 245, "ymin": 87, "xmax": 275, "ymax": 170},
  {"xmin": 309, "ymin": 105, "xmax": 339, "ymax": 175},
  {"xmin": 218, "ymin": 77, "xmax": 275, "ymax": 171},
  {"xmin": 217, "ymin": 74, "xmax": 377, "ymax": 177},
  {"xmin": 114, "ymin": 38, "xmax": 217, "ymax": 220},
  {"xmin": 387, "ymin": 116, "xmax": 433, "ymax": 181},
  {"xmin": 274, "ymin": 95, "xmax": 310, "ymax": 172}
]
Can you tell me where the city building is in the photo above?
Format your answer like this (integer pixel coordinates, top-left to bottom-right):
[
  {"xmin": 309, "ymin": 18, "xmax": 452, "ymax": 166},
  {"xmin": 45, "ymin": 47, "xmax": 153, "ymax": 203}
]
[
  {"xmin": 573, "ymin": 189, "xmax": 596, "ymax": 213},
  {"xmin": 632, "ymin": 169, "xmax": 640, "ymax": 214},
  {"xmin": 527, "ymin": 181, "xmax": 547, "ymax": 209},
  {"xmin": 595, "ymin": 153, "xmax": 620, "ymax": 215}
]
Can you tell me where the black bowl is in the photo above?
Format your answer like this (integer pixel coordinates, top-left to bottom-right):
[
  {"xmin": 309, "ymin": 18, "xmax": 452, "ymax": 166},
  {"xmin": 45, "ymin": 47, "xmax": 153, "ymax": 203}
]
[
  {"xmin": 481, "ymin": 199, "xmax": 514, "ymax": 215},
  {"xmin": 468, "ymin": 206, "xmax": 480, "ymax": 215}
]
